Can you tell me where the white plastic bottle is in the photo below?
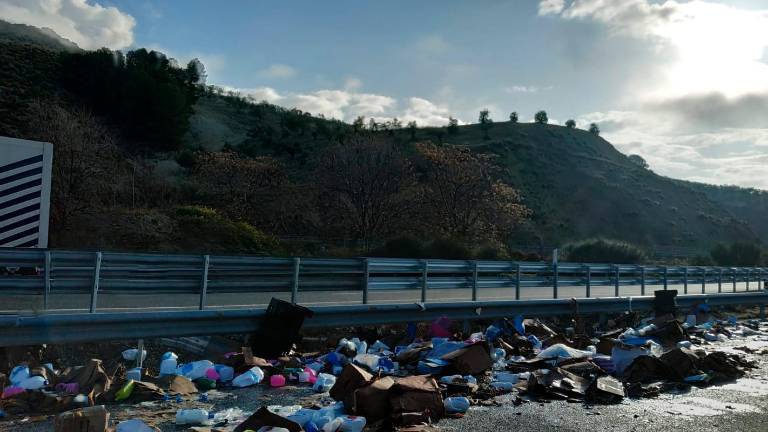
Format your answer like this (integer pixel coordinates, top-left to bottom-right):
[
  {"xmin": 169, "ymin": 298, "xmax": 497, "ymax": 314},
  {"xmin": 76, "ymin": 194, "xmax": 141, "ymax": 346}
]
[
  {"xmin": 122, "ymin": 349, "xmax": 147, "ymax": 362},
  {"xmin": 444, "ymin": 396, "xmax": 471, "ymax": 414},
  {"xmin": 312, "ymin": 373, "xmax": 336, "ymax": 393},
  {"xmin": 232, "ymin": 366, "xmax": 264, "ymax": 388},
  {"xmin": 9, "ymin": 365, "xmax": 30, "ymax": 386},
  {"xmin": 160, "ymin": 352, "xmax": 178, "ymax": 376},
  {"xmin": 337, "ymin": 415, "xmax": 366, "ymax": 432},
  {"xmin": 177, "ymin": 360, "xmax": 214, "ymax": 381},
  {"xmin": 175, "ymin": 409, "xmax": 212, "ymax": 425},
  {"xmin": 214, "ymin": 364, "xmax": 234, "ymax": 382},
  {"xmin": 19, "ymin": 375, "xmax": 48, "ymax": 390}
]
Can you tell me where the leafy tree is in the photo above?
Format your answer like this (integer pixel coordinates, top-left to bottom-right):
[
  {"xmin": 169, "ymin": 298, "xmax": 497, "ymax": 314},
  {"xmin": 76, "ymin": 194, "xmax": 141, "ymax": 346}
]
[
  {"xmin": 368, "ymin": 117, "xmax": 379, "ymax": 131},
  {"xmin": 710, "ymin": 242, "xmax": 764, "ymax": 266},
  {"xmin": 407, "ymin": 121, "xmax": 418, "ymax": 140},
  {"xmin": 316, "ymin": 136, "xmax": 418, "ymax": 250},
  {"xmin": 534, "ymin": 110, "xmax": 548, "ymax": 124},
  {"xmin": 447, "ymin": 116, "xmax": 459, "ymax": 135},
  {"xmin": 509, "ymin": 112, "xmax": 518, "ymax": 123},
  {"xmin": 352, "ymin": 116, "xmax": 366, "ymax": 132},
  {"xmin": 589, "ymin": 123, "xmax": 600, "ymax": 135},
  {"xmin": 479, "ymin": 109, "xmax": 493, "ymax": 140},
  {"xmin": 628, "ymin": 154, "xmax": 649, "ymax": 169},
  {"xmin": 563, "ymin": 238, "xmax": 648, "ymax": 264},
  {"xmin": 565, "ymin": 119, "xmax": 576, "ymax": 128},
  {"xmin": 59, "ymin": 48, "xmax": 203, "ymax": 151},
  {"xmin": 414, "ymin": 142, "xmax": 530, "ymax": 243}
]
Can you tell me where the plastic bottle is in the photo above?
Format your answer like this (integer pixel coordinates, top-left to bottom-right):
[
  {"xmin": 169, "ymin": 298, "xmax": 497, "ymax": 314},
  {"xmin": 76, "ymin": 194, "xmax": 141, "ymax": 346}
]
[
  {"xmin": 122, "ymin": 349, "xmax": 147, "ymax": 363},
  {"xmin": 286, "ymin": 408, "xmax": 316, "ymax": 427},
  {"xmin": 321, "ymin": 417, "xmax": 343, "ymax": 432},
  {"xmin": 490, "ymin": 381, "xmax": 514, "ymax": 392},
  {"xmin": 19, "ymin": 375, "xmax": 47, "ymax": 390},
  {"xmin": 177, "ymin": 360, "xmax": 214, "ymax": 381},
  {"xmin": 491, "ymin": 348, "xmax": 506, "ymax": 362},
  {"xmin": 159, "ymin": 352, "xmax": 178, "ymax": 376},
  {"xmin": 337, "ymin": 415, "xmax": 366, "ymax": 432},
  {"xmin": 444, "ymin": 396, "xmax": 471, "ymax": 414},
  {"xmin": 232, "ymin": 366, "xmax": 264, "ymax": 388},
  {"xmin": 304, "ymin": 422, "xmax": 320, "ymax": 432},
  {"xmin": 9, "ymin": 365, "xmax": 29, "ymax": 386},
  {"xmin": 126, "ymin": 367, "xmax": 142, "ymax": 382},
  {"xmin": 493, "ymin": 372, "xmax": 519, "ymax": 384},
  {"xmin": 353, "ymin": 354, "xmax": 380, "ymax": 371},
  {"xmin": 214, "ymin": 364, "xmax": 234, "ymax": 382},
  {"xmin": 313, "ymin": 373, "xmax": 336, "ymax": 393},
  {"xmin": 175, "ymin": 409, "xmax": 212, "ymax": 425}
]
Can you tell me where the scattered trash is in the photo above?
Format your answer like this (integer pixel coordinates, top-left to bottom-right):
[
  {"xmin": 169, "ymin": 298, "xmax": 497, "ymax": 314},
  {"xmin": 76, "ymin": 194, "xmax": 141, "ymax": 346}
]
[
  {"xmin": 54, "ymin": 405, "xmax": 109, "ymax": 432},
  {"xmin": 175, "ymin": 408, "xmax": 212, "ymax": 426}
]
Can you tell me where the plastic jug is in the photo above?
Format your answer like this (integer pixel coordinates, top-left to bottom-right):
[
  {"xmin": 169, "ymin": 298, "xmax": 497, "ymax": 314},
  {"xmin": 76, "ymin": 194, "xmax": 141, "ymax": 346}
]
[
  {"xmin": 177, "ymin": 360, "xmax": 214, "ymax": 381},
  {"xmin": 214, "ymin": 364, "xmax": 234, "ymax": 382},
  {"xmin": 313, "ymin": 373, "xmax": 336, "ymax": 393},
  {"xmin": 9, "ymin": 366, "xmax": 29, "ymax": 386},
  {"xmin": 232, "ymin": 366, "xmax": 264, "ymax": 388},
  {"xmin": 19, "ymin": 376, "xmax": 47, "ymax": 390},
  {"xmin": 160, "ymin": 352, "xmax": 178, "ymax": 376},
  {"xmin": 175, "ymin": 408, "xmax": 212, "ymax": 425},
  {"xmin": 337, "ymin": 415, "xmax": 366, "ymax": 432},
  {"xmin": 304, "ymin": 422, "xmax": 320, "ymax": 432},
  {"xmin": 490, "ymin": 381, "xmax": 514, "ymax": 392},
  {"xmin": 126, "ymin": 367, "xmax": 142, "ymax": 382},
  {"xmin": 444, "ymin": 396, "xmax": 471, "ymax": 414},
  {"xmin": 493, "ymin": 372, "xmax": 520, "ymax": 384},
  {"xmin": 353, "ymin": 354, "xmax": 380, "ymax": 371},
  {"xmin": 122, "ymin": 349, "xmax": 147, "ymax": 363},
  {"xmin": 286, "ymin": 408, "xmax": 316, "ymax": 427}
]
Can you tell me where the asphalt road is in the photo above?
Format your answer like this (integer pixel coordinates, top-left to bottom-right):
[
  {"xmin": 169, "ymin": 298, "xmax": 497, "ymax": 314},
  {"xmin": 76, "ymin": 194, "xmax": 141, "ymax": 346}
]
[{"xmin": 1, "ymin": 282, "xmax": 761, "ymax": 314}]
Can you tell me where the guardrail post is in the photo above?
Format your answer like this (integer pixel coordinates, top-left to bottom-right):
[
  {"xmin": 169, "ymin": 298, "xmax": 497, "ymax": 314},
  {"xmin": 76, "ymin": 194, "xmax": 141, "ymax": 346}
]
[
  {"xmin": 585, "ymin": 265, "xmax": 591, "ymax": 298},
  {"xmin": 640, "ymin": 266, "xmax": 645, "ymax": 296},
  {"xmin": 362, "ymin": 258, "xmax": 370, "ymax": 304},
  {"xmin": 683, "ymin": 267, "xmax": 688, "ymax": 294},
  {"xmin": 199, "ymin": 255, "xmax": 210, "ymax": 310},
  {"xmin": 733, "ymin": 269, "xmax": 737, "ymax": 293},
  {"xmin": 553, "ymin": 261, "xmax": 558, "ymax": 299},
  {"xmin": 421, "ymin": 260, "xmax": 429, "ymax": 303},
  {"xmin": 614, "ymin": 265, "xmax": 620, "ymax": 297},
  {"xmin": 291, "ymin": 257, "xmax": 301, "ymax": 304},
  {"xmin": 43, "ymin": 251, "xmax": 51, "ymax": 311},
  {"xmin": 472, "ymin": 261, "xmax": 479, "ymax": 301},
  {"xmin": 515, "ymin": 263, "xmax": 521, "ymax": 300},
  {"xmin": 701, "ymin": 268, "xmax": 706, "ymax": 294},
  {"xmin": 718, "ymin": 268, "xmax": 723, "ymax": 293},
  {"xmin": 89, "ymin": 252, "xmax": 102, "ymax": 313},
  {"xmin": 746, "ymin": 269, "xmax": 750, "ymax": 291},
  {"xmin": 663, "ymin": 267, "xmax": 668, "ymax": 291}
]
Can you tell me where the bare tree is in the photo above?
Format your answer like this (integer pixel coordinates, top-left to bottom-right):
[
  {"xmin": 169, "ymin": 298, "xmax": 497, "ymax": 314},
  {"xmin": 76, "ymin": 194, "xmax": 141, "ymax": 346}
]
[{"xmin": 316, "ymin": 136, "xmax": 418, "ymax": 249}]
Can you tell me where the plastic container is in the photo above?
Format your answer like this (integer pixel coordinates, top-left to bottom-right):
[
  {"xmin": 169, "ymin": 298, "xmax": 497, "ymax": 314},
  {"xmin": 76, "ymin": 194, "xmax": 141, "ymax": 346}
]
[
  {"xmin": 19, "ymin": 376, "xmax": 47, "ymax": 390},
  {"xmin": 313, "ymin": 373, "xmax": 336, "ymax": 393},
  {"xmin": 214, "ymin": 364, "xmax": 235, "ymax": 382},
  {"xmin": 115, "ymin": 380, "xmax": 136, "ymax": 401},
  {"xmin": 311, "ymin": 403, "xmax": 345, "ymax": 428},
  {"xmin": 205, "ymin": 368, "xmax": 220, "ymax": 381},
  {"xmin": 337, "ymin": 415, "xmax": 366, "ymax": 432},
  {"xmin": 444, "ymin": 396, "xmax": 471, "ymax": 414},
  {"xmin": 490, "ymin": 381, "xmax": 514, "ymax": 392},
  {"xmin": 493, "ymin": 372, "xmax": 519, "ymax": 384},
  {"xmin": 175, "ymin": 409, "xmax": 212, "ymax": 425},
  {"xmin": 1, "ymin": 386, "xmax": 24, "ymax": 399},
  {"xmin": 299, "ymin": 367, "xmax": 317, "ymax": 383},
  {"xmin": 9, "ymin": 366, "xmax": 29, "ymax": 386},
  {"xmin": 491, "ymin": 348, "xmax": 506, "ymax": 362},
  {"xmin": 122, "ymin": 349, "xmax": 147, "ymax": 363},
  {"xmin": 304, "ymin": 422, "xmax": 320, "ymax": 432},
  {"xmin": 126, "ymin": 367, "xmax": 142, "ymax": 382},
  {"xmin": 353, "ymin": 354, "xmax": 380, "ymax": 371},
  {"xmin": 232, "ymin": 366, "xmax": 264, "ymax": 388},
  {"xmin": 177, "ymin": 360, "xmax": 214, "ymax": 381},
  {"xmin": 286, "ymin": 408, "xmax": 317, "ymax": 427},
  {"xmin": 160, "ymin": 352, "xmax": 178, "ymax": 376},
  {"xmin": 270, "ymin": 374, "xmax": 286, "ymax": 387}
]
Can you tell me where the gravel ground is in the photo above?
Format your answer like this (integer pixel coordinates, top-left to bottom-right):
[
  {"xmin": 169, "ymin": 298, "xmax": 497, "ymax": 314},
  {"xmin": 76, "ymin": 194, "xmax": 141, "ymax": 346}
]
[{"xmin": 3, "ymin": 327, "xmax": 768, "ymax": 431}]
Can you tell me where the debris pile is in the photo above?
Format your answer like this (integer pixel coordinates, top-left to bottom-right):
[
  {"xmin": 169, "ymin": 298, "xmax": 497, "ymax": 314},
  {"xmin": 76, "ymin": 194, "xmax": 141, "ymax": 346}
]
[{"xmin": 0, "ymin": 296, "xmax": 765, "ymax": 431}]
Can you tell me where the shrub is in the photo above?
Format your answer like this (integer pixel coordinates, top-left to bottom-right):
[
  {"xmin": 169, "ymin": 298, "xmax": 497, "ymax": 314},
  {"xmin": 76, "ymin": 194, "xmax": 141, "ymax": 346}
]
[
  {"xmin": 369, "ymin": 236, "xmax": 427, "ymax": 258},
  {"xmin": 173, "ymin": 206, "xmax": 282, "ymax": 254},
  {"xmin": 562, "ymin": 238, "xmax": 648, "ymax": 264},
  {"xmin": 426, "ymin": 238, "xmax": 473, "ymax": 260},
  {"xmin": 710, "ymin": 242, "xmax": 764, "ymax": 266}
]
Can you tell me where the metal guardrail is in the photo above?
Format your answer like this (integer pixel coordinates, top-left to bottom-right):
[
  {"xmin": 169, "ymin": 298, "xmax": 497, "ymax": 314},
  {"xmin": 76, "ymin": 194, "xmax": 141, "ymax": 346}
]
[{"xmin": 0, "ymin": 248, "xmax": 766, "ymax": 346}]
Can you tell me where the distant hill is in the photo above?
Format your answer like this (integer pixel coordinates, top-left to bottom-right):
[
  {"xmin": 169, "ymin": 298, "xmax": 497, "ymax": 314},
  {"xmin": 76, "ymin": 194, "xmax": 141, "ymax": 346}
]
[{"xmin": 0, "ymin": 21, "xmax": 765, "ymax": 254}]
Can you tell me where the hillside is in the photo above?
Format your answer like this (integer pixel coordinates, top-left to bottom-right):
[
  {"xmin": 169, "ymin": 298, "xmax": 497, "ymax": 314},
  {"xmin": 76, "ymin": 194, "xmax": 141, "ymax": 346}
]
[{"xmin": 0, "ymin": 21, "xmax": 765, "ymax": 256}]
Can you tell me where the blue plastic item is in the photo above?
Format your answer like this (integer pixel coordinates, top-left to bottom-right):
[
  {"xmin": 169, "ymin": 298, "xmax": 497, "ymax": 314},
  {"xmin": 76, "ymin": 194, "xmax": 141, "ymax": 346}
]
[{"xmin": 513, "ymin": 314, "xmax": 526, "ymax": 335}]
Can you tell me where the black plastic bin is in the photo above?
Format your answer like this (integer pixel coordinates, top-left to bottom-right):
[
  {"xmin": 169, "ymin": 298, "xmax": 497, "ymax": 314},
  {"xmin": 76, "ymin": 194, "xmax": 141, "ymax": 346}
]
[
  {"xmin": 250, "ymin": 298, "xmax": 314, "ymax": 359},
  {"xmin": 653, "ymin": 289, "xmax": 678, "ymax": 316}
]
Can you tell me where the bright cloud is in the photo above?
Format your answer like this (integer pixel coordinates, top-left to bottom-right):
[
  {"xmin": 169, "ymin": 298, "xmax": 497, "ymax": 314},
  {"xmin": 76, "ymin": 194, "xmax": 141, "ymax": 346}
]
[
  {"xmin": 0, "ymin": 0, "xmax": 135, "ymax": 49},
  {"xmin": 401, "ymin": 97, "xmax": 453, "ymax": 126},
  {"xmin": 258, "ymin": 63, "xmax": 297, "ymax": 79}
]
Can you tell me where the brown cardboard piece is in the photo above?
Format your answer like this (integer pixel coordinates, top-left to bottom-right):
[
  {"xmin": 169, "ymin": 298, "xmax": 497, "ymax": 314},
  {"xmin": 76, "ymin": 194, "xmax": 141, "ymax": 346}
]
[
  {"xmin": 234, "ymin": 406, "xmax": 301, "ymax": 432},
  {"xmin": 350, "ymin": 376, "xmax": 396, "ymax": 420},
  {"xmin": 329, "ymin": 364, "xmax": 373, "ymax": 402},
  {"xmin": 390, "ymin": 375, "xmax": 444, "ymax": 425},
  {"xmin": 54, "ymin": 405, "xmax": 109, "ymax": 432},
  {"xmin": 441, "ymin": 343, "xmax": 492, "ymax": 375}
]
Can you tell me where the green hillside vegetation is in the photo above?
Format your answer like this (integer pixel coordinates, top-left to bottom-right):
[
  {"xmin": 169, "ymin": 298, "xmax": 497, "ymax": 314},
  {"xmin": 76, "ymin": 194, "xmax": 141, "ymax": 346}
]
[{"xmin": 0, "ymin": 20, "xmax": 765, "ymax": 259}]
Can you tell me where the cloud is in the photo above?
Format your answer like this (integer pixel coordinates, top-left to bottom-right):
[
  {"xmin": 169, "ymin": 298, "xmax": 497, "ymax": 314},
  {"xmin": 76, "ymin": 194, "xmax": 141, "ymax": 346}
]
[
  {"xmin": 401, "ymin": 98, "xmax": 452, "ymax": 126},
  {"xmin": 413, "ymin": 35, "xmax": 450, "ymax": 54},
  {"xmin": 258, "ymin": 63, "xmax": 297, "ymax": 79},
  {"xmin": 504, "ymin": 85, "xmax": 553, "ymax": 94},
  {"xmin": 648, "ymin": 92, "xmax": 768, "ymax": 130},
  {"xmin": 538, "ymin": 0, "xmax": 565, "ymax": 15},
  {"xmin": 0, "ymin": 0, "xmax": 135, "ymax": 49},
  {"xmin": 343, "ymin": 77, "xmax": 362, "ymax": 91}
]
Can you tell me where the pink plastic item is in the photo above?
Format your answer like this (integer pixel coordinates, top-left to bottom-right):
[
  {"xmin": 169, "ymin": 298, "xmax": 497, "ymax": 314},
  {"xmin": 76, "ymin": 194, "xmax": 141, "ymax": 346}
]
[
  {"xmin": 205, "ymin": 367, "xmax": 220, "ymax": 381},
  {"xmin": 430, "ymin": 316, "xmax": 452, "ymax": 338},
  {"xmin": 270, "ymin": 374, "xmax": 286, "ymax": 387},
  {"xmin": 2, "ymin": 386, "xmax": 25, "ymax": 399}
]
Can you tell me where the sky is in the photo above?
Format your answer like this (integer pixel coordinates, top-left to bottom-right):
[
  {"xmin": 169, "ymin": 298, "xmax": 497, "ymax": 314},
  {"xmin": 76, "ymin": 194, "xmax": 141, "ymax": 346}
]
[{"xmin": 2, "ymin": 0, "xmax": 768, "ymax": 189}]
